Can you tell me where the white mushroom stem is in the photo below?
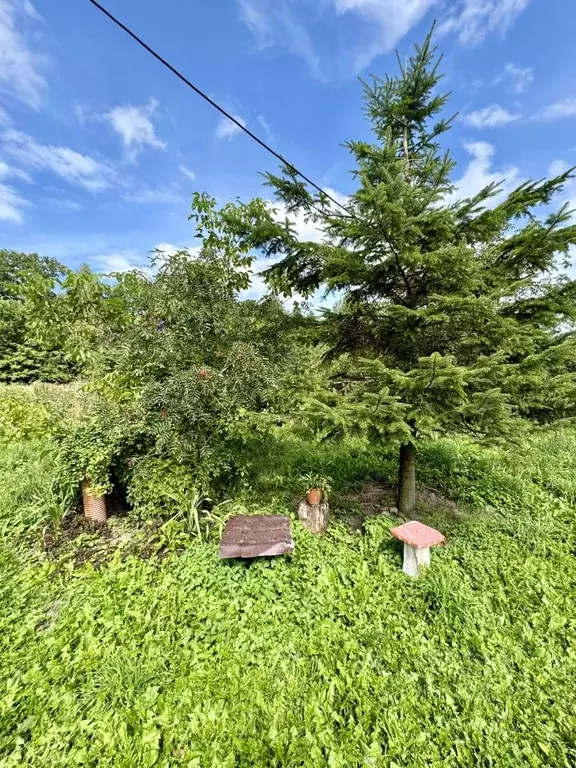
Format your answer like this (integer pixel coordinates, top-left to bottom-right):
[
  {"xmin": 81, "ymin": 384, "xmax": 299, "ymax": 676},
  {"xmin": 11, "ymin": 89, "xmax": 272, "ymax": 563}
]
[{"xmin": 403, "ymin": 543, "xmax": 430, "ymax": 577}]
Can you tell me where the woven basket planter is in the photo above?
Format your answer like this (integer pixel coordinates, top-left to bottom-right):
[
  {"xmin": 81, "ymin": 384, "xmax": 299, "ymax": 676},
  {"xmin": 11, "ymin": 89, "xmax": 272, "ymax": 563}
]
[{"xmin": 81, "ymin": 479, "xmax": 107, "ymax": 524}]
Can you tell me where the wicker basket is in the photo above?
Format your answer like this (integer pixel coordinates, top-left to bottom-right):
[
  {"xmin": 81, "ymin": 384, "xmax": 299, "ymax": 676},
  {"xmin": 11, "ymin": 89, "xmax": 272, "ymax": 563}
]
[{"xmin": 81, "ymin": 479, "xmax": 107, "ymax": 524}]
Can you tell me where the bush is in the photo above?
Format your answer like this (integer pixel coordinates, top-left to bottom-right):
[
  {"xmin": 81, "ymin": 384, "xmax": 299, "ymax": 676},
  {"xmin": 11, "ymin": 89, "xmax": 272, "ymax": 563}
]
[
  {"xmin": 0, "ymin": 298, "xmax": 74, "ymax": 383},
  {"xmin": 0, "ymin": 382, "xmax": 94, "ymax": 429},
  {"xmin": 0, "ymin": 397, "xmax": 58, "ymax": 443},
  {"xmin": 126, "ymin": 456, "xmax": 202, "ymax": 520}
]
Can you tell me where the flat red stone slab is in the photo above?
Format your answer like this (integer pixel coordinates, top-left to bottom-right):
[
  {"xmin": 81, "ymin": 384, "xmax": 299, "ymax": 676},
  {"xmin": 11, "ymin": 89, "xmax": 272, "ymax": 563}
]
[
  {"xmin": 390, "ymin": 520, "xmax": 445, "ymax": 549},
  {"xmin": 219, "ymin": 515, "xmax": 294, "ymax": 559}
]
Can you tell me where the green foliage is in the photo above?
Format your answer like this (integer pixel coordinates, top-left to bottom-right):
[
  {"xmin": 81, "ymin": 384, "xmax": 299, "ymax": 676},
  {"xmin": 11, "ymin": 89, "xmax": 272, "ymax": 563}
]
[
  {"xmin": 0, "ymin": 249, "xmax": 66, "ymax": 300},
  {"xmin": 0, "ymin": 397, "xmax": 57, "ymax": 443},
  {"xmin": 0, "ymin": 440, "xmax": 73, "ymax": 544},
  {"xmin": 127, "ymin": 457, "xmax": 233, "ymax": 541},
  {"xmin": 245, "ymin": 432, "xmax": 396, "ymax": 494},
  {"xmin": 1, "ymin": 27, "xmax": 576, "ymax": 765},
  {"xmin": 0, "ymin": 380, "xmax": 96, "ymax": 446},
  {"xmin": 0, "ymin": 298, "xmax": 73, "ymax": 384},
  {"xmin": 215, "ymin": 28, "xmax": 576, "ymax": 511},
  {"xmin": 150, "ymin": 497, "xmax": 232, "ymax": 552},
  {"xmin": 26, "ymin": 264, "xmax": 131, "ymax": 374},
  {"xmin": 1, "ymin": 433, "xmax": 576, "ymax": 765},
  {"xmin": 56, "ymin": 408, "xmax": 139, "ymax": 496},
  {"xmin": 25, "ymin": 201, "xmax": 312, "ymax": 496},
  {"xmin": 0, "ymin": 251, "xmax": 73, "ymax": 383},
  {"xmin": 126, "ymin": 456, "xmax": 203, "ymax": 520},
  {"xmin": 151, "ymin": 518, "xmax": 194, "ymax": 554},
  {"xmin": 0, "ymin": 382, "xmax": 96, "ymax": 426},
  {"xmin": 299, "ymin": 471, "xmax": 332, "ymax": 495}
]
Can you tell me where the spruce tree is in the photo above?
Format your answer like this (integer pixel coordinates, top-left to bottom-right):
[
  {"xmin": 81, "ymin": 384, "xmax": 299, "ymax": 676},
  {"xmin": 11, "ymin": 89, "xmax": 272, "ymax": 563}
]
[{"xmin": 221, "ymin": 28, "xmax": 576, "ymax": 514}]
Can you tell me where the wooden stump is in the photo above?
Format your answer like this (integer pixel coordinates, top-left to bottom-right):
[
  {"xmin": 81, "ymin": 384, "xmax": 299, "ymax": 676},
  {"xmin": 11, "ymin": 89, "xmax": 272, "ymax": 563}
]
[{"xmin": 298, "ymin": 499, "xmax": 329, "ymax": 534}]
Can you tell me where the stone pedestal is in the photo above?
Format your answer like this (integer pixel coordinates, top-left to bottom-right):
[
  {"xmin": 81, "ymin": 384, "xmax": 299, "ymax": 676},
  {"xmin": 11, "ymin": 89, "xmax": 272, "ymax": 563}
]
[
  {"xmin": 298, "ymin": 500, "xmax": 329, "ymax": 534},
  {"xmin": 390, "ymin": 520, "xmax": 445, "ymax": 578},
  {"xmin": 402, "ymin": 542, "xmax": 431, "ymax": 577}
]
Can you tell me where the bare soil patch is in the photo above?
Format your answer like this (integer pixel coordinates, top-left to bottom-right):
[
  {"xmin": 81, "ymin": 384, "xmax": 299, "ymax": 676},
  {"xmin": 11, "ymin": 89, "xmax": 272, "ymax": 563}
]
[{"xmin": 330, "ymin": 483, "xmax": 460, "ymax": 531}]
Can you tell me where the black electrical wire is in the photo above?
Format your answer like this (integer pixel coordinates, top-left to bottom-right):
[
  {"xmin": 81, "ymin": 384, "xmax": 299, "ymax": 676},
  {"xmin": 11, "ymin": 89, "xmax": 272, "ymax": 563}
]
[{"xmin": 86, "ymin": 0, "xmax": 351, "ymax": 215}]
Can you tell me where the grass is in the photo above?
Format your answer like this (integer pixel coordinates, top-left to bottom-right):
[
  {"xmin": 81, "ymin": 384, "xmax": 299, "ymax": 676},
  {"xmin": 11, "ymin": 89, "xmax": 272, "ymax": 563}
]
[
  {"xmin": 0, "ymin": 381, "xmax": 95, "ymax": 425},
  {"xmin": 1, "ymin": 433, "xmax": 576, "ymax": 766}
]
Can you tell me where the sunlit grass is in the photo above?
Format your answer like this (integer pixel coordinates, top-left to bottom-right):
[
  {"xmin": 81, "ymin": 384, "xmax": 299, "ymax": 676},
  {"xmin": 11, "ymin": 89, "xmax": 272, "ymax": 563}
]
[{"xmin": 0, "ymin": 431, "xmax": 575, "ymax": 766}]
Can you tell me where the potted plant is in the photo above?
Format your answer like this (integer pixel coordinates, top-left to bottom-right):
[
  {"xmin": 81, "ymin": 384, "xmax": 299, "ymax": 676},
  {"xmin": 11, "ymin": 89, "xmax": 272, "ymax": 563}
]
[
  {"xmin": 300, "ymin": 473, "xmax": 332, "ymax": 506},
  {"xmin": 80, "ymin": 478, "xmax": 108, "ymax": 524},
  {"xmin": 57, "ymin": 421, "xmax": 121, "ymax": 524}
]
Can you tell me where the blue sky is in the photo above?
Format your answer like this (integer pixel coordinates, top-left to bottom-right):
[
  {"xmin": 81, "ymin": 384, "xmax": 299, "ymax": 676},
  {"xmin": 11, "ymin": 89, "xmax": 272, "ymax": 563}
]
[{"xmin": 0, "ymin": 0, "xmax": 575, "ymax": 291}]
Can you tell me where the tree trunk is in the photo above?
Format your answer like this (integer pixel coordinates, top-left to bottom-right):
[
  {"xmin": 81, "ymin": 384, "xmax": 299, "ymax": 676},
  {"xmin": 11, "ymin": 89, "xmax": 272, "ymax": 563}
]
[
  {"xmin": 398, "ymin": 442, "xmax": 416, "ymax": 517},
  {"xmin": 297, "ymin": 499, "xmax": 329, "ymax": 534}
]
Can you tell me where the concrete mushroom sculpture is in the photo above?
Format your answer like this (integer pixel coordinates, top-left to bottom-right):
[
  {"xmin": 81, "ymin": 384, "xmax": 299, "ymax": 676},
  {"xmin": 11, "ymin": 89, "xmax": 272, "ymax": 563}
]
[{"xmin": 390, "ymin": 520, "xmax": 445, "ymax": 577}]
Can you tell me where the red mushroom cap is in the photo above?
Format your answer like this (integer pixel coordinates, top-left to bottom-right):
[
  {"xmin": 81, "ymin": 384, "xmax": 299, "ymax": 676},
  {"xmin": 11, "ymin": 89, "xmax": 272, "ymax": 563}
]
[{"xmin": 390, "ymin": 521, "xmax": 445, "ymax": 549}]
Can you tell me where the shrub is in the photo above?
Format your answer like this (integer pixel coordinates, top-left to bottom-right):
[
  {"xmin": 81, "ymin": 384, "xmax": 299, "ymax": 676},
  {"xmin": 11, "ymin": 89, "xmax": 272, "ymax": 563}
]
[
  {"xmin": 0, "ymin": 381, "xmax": 94, "ymax": 429},
  {"xmin": 55, "ymin": 401, "xmax": 145, "ymax": 497},
  {"xmin": 0, "ymin": 396, "xmax": 58, "ymax": 443},
  {"xmin": 126, "ymin": 456, "xmax": 202, "ymax": 520}
]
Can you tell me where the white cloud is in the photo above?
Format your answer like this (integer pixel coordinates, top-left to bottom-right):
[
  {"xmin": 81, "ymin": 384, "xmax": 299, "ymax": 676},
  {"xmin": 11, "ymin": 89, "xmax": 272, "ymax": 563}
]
[
  {"xmin": 499, "ymin": 62, "xmax": 534, "ymax": 93},
  {"xmin": 236, "ymin": 186, "xmax": 347, "ymax": 301},
  {"xmin": 239, "ymin": 253, "xmax": 314, "ymax": 308},
  {"xmin": 534, "ymin": 97, "xmax": 576, "ymax": 122},
  {"xmin": 73, "ymin": 103, "xmax": 90, "ymax": 127},
  {"xmin": 549, "ymin": 160, "xmax": 570, "ymax": 178},
  {"xmin": 179, "ymin": 165, "xmax": 196, "ymax": 182},
  {"xmin": 269, "ymin": 187, "xmax": 349, "ymax": 244},
  {"xmin": 447, "ymin": 141, "xmax": 522, "ymax": 205},
  {"xmin": 102, "ymin": 99, "xmax": 166, "ymax": 161},
  {"xmin": 320, "ymin": 186, "xmax": 350, "ymax": 213},
  {"xmin": 0, "ymin": 181, "xmax": 28, "ymax": 222},
  {"xmin": 153, "ymin": 243, "xmax": 181, "ymax": 257},
  {"xmin": 95, "ymin": 249, "xmax": 151, "ymax": 274},
  {"xmin": 238, "ymin": 0, "xmax": 322, "ymax": 77},
  {"xmin": 461, "ymin": 104, "xmax": 521, "ymax": 128},
  {"xmin": 239, "ymin": 0, "xmax": 273, "ymax": 44},
  {"xmin": 46, "ymin": 197, "xmax": 83, "ymax": 212},
  {"xmin": 22, "ymin": 0, "xmax": 41, "ymax": 21},
  {"xmin": 333, "ymin": 0, "xmax": 438, "ymax": 72},
  {"xmin": 257, "ymin": 114, "xmax": 273, "ymax": 141},
  {"xmin": 154, "ymin": 242, "xmax": 201, "ymax": 258},
  {"xmin": 0, "ymin": 0, "xmax": 47, "ymax": 109},
  {"xmin": 274, "ymin": 205, "xmax": 324, "ymax": 243},
  {"xmin": 1, "ymin": 129, "xmax": 116, "ymax": 190},
  {"xmin": 123, "ymin": 186, "xmax": 181, "ymax": 204},
  {"xmin": 96, "ymin": 243, "xmax": 201, "ymax": 274},
  {"xmin": 238, "ymin": 0, "xmax": 529, "ymax": 77},
  {"xmin": 216, "ymin": 114, "xmax": 247, "ymax": 140},
  {"xmin": 440, "ymin": 0, "xmax": 532, "ymax": 46},
  {"xmin": 238, "ymin": 0, "xmax": 438, "ymax": 76},
  {"xmin": 0, "ymin": 158, "xmax": 31, "ymax": 182}
]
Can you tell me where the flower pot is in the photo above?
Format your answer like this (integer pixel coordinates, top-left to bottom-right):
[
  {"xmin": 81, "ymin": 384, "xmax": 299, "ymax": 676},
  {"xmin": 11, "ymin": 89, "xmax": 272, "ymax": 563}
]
[
  {"xmin": 81, "ymin": 479, "xmax": 107, "ymax": 524},
  {"xmin": 306, "ymin": 488, "xmax": 322, "ymax": 506}
]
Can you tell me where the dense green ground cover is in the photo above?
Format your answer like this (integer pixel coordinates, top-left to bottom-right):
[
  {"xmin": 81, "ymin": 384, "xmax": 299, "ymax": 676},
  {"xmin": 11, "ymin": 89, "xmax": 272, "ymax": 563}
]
[{"xmin": 1, "ymin": 431, "xmax": 576, "ymax": 767}]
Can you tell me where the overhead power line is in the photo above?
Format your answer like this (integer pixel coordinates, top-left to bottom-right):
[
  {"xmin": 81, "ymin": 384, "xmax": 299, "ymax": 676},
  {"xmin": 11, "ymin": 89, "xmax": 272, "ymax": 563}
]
[{"xmin": 86, "ymin": 0, "xmax": 350, "ymax": 216}]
